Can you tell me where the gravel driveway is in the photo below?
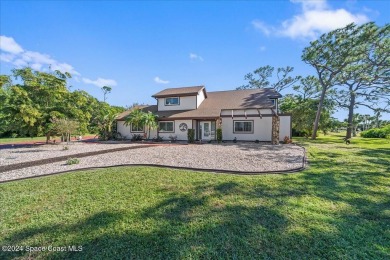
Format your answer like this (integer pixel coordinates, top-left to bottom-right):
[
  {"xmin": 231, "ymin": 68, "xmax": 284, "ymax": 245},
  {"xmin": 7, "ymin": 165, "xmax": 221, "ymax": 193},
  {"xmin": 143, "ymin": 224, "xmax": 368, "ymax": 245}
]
[{"xmin": 0, "ymin": 142, "xmax": 305, "ymax": 182}]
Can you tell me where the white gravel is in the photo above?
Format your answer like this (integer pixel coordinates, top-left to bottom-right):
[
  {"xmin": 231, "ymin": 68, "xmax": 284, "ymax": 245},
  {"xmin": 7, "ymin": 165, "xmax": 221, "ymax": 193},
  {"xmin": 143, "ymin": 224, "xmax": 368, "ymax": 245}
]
[
  {"xmin": 0, "ymin": 142, "xmax": 305, "ymax": 182},
  {"xmin": 0, "ymin": 142, "xmax": 139, "ymax": 166}
]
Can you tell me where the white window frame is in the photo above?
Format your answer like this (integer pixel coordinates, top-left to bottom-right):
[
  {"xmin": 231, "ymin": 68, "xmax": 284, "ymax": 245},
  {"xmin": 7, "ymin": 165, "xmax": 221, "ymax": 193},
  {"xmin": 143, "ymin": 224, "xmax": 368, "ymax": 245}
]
[
  {"xmin": 165, "ymin": 97, "xmax": 180, "ymax": 106},
  {"xmin": 159, "ymin": 121, "xmax": 174, "ymax": 132},
  {"xmin": 233, "ymin": 120, "xmax": 253, "ymax": 134},
  {"xmin": 131, "ymin": 123, "xmax": 144, "ymax": 132}
]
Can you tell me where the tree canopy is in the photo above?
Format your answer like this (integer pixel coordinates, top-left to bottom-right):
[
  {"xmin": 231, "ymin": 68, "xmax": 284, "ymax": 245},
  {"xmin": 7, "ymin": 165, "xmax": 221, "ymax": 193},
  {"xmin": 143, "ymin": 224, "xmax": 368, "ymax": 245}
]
[
  {"xmin": 302, "ymin": 22, "xmax": 389, "ymax": 139},
  {"xmin": 0, "ymin": 67, "xmax": 125, "ymax": 141},
  {"xmin": 237, "ymin": 65, "xmax": 301, "ymax": 92}
]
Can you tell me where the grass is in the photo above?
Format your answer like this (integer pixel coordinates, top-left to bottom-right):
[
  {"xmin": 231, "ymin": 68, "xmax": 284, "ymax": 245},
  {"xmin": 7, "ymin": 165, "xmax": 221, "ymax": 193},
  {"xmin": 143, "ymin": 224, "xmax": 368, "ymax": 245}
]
[
  {"xmin": 0, "ymin": 134, "xmax": 95, "ymax": 144},
  {"xmin": 0, "ymin": 136, "xmax": 48, "ymax": 144},
  {"xmin": 0, "ymin": 133, "xmax": 389, "ymax": 259}
]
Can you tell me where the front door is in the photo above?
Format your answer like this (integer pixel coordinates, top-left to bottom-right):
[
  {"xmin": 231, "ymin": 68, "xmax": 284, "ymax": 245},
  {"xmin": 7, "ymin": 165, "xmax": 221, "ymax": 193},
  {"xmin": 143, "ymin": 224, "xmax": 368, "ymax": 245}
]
[{"xmin": 200, "ymin": 121, "xmax": 211, "ymax": 140}]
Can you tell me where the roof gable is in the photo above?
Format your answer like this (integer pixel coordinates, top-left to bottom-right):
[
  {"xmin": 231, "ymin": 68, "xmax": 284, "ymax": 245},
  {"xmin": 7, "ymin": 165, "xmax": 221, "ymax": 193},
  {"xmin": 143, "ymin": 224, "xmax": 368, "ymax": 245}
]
[{"xmin": 152, "ymin": 86, "xmax": 206, "ymax": 98}]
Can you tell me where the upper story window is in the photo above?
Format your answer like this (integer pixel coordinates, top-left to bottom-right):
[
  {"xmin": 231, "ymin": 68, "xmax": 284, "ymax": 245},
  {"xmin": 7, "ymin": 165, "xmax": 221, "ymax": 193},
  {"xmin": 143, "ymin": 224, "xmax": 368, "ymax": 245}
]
[
  {"xmin": 165, "ymin": 97, "xmax": 180, "ymax": 106},
  {"xmin": 270, "ymin": 99, "xmax": 276, "ymax": 106}
]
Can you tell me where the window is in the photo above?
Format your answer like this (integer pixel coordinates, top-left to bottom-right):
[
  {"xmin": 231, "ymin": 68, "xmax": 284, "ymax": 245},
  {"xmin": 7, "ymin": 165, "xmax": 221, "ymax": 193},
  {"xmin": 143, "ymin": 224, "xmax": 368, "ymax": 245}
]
[
  {"xmin": 270, "ymin": 99, "xmax": 276, "ymax": 106},
  {"xmin": 234, "ymin": 121, "xmax": 253, "ymax": 133},
  {"xmin": 131, "ymin": 123, "xmax": 144, "ymax": 132},
  {"xmin": 165, "ymin": 97, "xmax": 180, "ymax": 106},
  {"xmin": 159, "ymin": 121, "xmax": 174, "ymax": 132}
]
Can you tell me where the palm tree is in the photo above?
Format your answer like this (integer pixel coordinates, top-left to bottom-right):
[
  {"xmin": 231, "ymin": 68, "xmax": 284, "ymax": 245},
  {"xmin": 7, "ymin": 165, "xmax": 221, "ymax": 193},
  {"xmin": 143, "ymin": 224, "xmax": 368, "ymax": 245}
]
[
  {"xmin": 124, "ymin": 108, "xmax": 146, "ymax": 136},
  {"xmin": 143, "ymin": 111, "xmax": 158, "ymax": 139}
]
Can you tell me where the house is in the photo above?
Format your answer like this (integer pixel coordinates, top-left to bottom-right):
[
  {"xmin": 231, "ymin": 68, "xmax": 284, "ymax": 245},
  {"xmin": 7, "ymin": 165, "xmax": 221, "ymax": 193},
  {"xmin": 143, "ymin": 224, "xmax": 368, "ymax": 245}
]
[{"xmin": 116, "ymin": 86, "xmax": 291, "ymax": 142}]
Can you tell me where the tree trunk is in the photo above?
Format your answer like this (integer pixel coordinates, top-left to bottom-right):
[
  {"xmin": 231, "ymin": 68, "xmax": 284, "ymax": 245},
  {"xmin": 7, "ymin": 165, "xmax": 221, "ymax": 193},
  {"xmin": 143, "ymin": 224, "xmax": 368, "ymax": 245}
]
[
  {"xmin": 46, "ymin": 133, "xmax": 50, "ymax": 144},
  {"xmin": 311, "ymin": 86, "xmax": 327, "ymax": 139},
  {"xmin": 346, "ymin": 93, "xmax": 356, "ymax": 139}
]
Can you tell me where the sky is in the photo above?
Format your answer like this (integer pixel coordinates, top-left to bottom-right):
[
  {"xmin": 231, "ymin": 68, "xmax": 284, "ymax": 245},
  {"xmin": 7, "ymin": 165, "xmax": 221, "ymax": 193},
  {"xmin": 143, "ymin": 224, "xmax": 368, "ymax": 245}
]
[{"xmin": 1, "ymin": 0, "xmax": 389, "ymax": 120}]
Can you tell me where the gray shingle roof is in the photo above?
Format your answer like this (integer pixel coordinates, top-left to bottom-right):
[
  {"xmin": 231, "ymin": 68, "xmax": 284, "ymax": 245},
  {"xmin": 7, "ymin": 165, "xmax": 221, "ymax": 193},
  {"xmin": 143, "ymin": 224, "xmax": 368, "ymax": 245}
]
[
  {"xmin": 152, "ymin": 86, "xmax": 205, "ymax": 98},
  {"xmin": 117, "ymin": 88, "xmax": 282, "ymax": 120}
]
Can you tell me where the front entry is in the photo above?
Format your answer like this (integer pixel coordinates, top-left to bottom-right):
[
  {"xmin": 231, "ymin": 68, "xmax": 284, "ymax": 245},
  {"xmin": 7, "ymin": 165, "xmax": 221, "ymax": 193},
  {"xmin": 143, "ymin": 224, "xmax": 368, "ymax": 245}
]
[{"xmin": 200, "ymin": 121, "xmax": 211, "ymax": 140}]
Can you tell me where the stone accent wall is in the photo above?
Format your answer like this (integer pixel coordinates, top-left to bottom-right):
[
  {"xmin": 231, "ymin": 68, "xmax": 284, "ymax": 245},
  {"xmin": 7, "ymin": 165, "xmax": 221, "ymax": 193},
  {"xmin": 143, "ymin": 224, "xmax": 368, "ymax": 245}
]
[{"xmin": 272, "ymin": 115, "xmax": 280, "ymax": 145}]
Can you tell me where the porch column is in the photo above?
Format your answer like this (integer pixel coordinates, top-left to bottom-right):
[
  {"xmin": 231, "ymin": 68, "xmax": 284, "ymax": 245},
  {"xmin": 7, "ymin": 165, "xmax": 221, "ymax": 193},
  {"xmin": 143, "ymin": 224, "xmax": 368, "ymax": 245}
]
[{"xmin": 272, "ymin": 115, "xmax": 280, "ymax": 145}]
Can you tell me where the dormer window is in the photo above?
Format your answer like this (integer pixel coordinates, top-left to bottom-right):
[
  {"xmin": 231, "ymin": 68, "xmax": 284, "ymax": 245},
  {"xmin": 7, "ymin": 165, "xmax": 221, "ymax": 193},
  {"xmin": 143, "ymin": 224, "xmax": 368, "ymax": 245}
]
[
  {"xmin": 165, "ymin": 97, "xmax": 180, "ymax": 106},
  {"xmin": 270, "ymin": 99, "xmax": 276, "ymax": 106}
]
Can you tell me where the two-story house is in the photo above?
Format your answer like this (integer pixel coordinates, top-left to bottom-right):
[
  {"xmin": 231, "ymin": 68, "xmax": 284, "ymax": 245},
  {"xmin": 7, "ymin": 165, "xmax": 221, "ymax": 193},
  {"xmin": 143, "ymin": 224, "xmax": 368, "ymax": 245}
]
[{"xmin": 116, "ymin": 86, "xmax": 291, "ymax": 141}]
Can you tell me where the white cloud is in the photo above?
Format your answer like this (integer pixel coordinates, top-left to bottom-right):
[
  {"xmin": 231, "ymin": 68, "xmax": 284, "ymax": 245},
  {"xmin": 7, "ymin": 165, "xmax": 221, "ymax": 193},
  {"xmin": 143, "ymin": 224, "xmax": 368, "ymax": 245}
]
[
  {"xmin": 0, "ymin": 35, "xmax": 117, "ymax": 88},
  {"xmin": 154, "ymin": 76, "xmax": 170, "ymax": 84},
  {"xmin": 82, "ymin": 77, "xmax": 117, "ymax": 88},
  {"xmin": 0, "ymin": 35, "xmax": 81, "ymax": 75},
  {"xmin": 189, "ymin": 53, "xmax": 204, "ymax": 62},
  {"xmin": 253, "ymin": 0, "xmax": 370, "ymax": 39},
  {"xmin": 0, "ymin": 36, "xmax": 24, "ymax": 54},
  {"xmin": 0, "ymin": 53, "xmax": 15, "ymax": 62},
  {"xmin": 13, "ymin": 59, "xmax": 28, "ymax": 67},
  {"xmin": 252, "ymin": 20, "xmax": 271, "ymax": 36}
]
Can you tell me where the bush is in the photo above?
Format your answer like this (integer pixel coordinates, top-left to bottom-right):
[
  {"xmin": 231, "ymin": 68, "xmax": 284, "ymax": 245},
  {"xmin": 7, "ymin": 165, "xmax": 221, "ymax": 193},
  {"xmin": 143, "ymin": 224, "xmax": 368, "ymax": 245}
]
[
  {"xmin": 152, "ymin": 136, "xmax": 163, "ymax": 142},
  {"xmin": 216, "ymin": 128, "xmax": 222, "ymax": 143},
  {"xmin": 131, "ymin": 134, "xmax": 143, "ymax": 141},
  {"xmin": 62, "ymin": 146, "xmax": 69, "ymax": 151},
  {"xmin": 169, "ymin": 135, "xmax": 177, "ymax": 142},
  {"xmin": 283, "ymin": 136, "xmax": 292, "ymax": 144},
  {"xmin": 66, "ymin": 158, "xmax": 80, "ymax": 165},
  {"xmin": 361, "ymin": 125, "xmax": 390, "ymax": 138},
  {"xmin": 187, "ymin": 129, "xmax": 195, "ymax": 143}
]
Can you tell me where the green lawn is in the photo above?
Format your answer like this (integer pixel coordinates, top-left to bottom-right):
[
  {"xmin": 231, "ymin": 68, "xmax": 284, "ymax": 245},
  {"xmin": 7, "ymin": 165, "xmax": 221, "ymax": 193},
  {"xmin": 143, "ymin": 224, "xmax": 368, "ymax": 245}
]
[
  {"xmin": 1, "ymin": 134, "xmax": 389, "ymax": 259},
  {"xmin": 0, "ymin": 136, "xmax": 48, "ymax": 144},
  {"xmin": 0, "ymin": 134, "xmax": 95, "ymax": 144}
]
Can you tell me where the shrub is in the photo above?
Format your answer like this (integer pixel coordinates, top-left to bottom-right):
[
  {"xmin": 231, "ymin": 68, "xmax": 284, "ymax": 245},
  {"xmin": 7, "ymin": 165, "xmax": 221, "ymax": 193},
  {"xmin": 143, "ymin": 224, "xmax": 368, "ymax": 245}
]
[
  {"xmin": 62, "ymin": 146, "xmax": 69, "ymax": 151},
  {"xmin": 66, "ymin": 158, "xmax": 80, "ymax": 165},
  {"xmin": 233, "ymin": 137, "xmax": 237, "ymax": 143},
  {"xmin": 217, "ymin": 128, "xmax": 222, "ymax": 143},
  {"xmin": 187, "ymin": 129, "xmax": 195, "ymax": 143},
  {"xmin": 255, "ymin": 140, "xmax": 260, "ymax": 143},
  {"xmin": 361, "ymin": 125, "xmax": 390, "ymax": 138},
  {"xmin": 283, "ymin": 136, "xmax": 292, "ymax": 144},
  {"xmin": 169, "ymin": 135, "xmax": 177, "ymax": 142},
  {"xmin": 152, "ymin": 136, "xmax": 163, "ymax": 142},
  {"xmin": 131, "ymin": 134, "xmax": 143, "ymax": 141}
]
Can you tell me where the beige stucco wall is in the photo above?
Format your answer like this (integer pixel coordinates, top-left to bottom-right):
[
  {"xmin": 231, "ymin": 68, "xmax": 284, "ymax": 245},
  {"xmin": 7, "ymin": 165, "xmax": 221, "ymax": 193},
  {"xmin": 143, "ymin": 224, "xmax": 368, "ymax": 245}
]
[
  {"xmin": 117, "ymin": 121, "xmax": 152, "ymax": 139},
  {"xmin": 196, "ymin": 91, "xmax": 205, "ymax": 108},
  {"xmin": 117, "ymin": 121, "xmax": 131, "ymax": 139},
  {"xmin": 221, "ymin": 115, "xmax": 291, "ymax": 141},
  {"xmin": 221, "ymin": 117, "xmax": 272, "ymax": 141},
  {"xmin": 158, "ymin": 120, "xmax": 193, "ymax": 141},
  {"xmin": 157, "ymin": 96, "xmax": 197, "ymax": 111},
  {"xmin": 279, "ymin": 115, "xmax": 291, "ymax": 140}
]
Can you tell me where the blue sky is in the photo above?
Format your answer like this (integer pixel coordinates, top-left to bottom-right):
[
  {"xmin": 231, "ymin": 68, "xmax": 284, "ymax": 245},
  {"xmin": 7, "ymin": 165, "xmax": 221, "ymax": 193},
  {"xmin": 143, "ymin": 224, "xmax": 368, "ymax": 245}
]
[{"xmin": 1, "ymin": 0, "xmax": 389, "ymax": 120}]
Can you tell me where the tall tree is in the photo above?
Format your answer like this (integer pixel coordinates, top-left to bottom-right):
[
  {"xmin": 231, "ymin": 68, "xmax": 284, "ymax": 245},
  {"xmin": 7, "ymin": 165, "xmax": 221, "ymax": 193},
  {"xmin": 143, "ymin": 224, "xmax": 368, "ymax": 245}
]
[
  {"xmin": 102, "ymin": 86, "xmax": 112, "ymax": 102},
  {"xmin": 333, "ymin": 23, "xmax": 390, "ymax": 139},
  {"xmin": 279, "ymin": 76, "xmax": 334, "ymax": 137},
  {"xmin": 237, "ymin": 65, "xmax": 301, "ymax": 92},
  {"xmin": 302, "ymin": 22, "xmax": 379, "ymax": 139}
]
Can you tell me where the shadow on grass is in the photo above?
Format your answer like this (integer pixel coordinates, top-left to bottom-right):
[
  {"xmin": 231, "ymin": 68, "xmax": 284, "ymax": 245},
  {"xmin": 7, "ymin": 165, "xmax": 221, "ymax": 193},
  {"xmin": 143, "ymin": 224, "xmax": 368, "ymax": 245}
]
[{"xmin": 1, "ymin": 142, "xmax": 389, "ymax": 259}]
